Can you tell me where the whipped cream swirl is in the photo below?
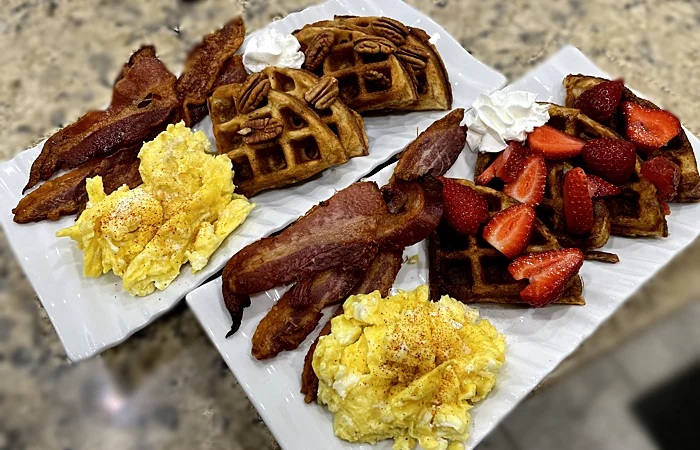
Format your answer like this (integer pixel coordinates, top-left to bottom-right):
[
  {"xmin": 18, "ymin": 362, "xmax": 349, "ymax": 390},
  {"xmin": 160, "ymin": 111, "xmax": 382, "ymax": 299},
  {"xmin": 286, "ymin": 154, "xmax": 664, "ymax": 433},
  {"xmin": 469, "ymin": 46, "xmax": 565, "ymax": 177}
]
[
  {"xmin": 242, "ymin": 29, "xmax": 305, "ymax": 73},
  {"xmin": 464, "ymin": 90, "xmax": 550, "ymax": 153}
]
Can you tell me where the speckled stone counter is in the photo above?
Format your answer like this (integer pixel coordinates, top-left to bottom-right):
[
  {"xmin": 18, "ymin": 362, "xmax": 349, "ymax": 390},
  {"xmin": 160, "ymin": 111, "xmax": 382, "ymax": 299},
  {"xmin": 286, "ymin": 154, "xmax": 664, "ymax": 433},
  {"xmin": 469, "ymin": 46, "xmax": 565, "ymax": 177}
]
[{"xmin": 2, "ymin": 1, "xmax": 700, "ymax": 449}]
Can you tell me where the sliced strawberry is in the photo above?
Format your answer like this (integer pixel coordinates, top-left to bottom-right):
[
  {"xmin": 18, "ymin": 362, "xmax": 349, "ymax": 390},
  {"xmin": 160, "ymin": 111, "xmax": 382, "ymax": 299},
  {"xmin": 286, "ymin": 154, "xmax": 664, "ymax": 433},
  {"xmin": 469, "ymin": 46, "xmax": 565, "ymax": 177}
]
[
  {"xmin": 581, "ymin": 137, "xmax": 636, "ymax": 184},
  {"xmin": 622, "ymin": 101, "xmax": 681, "ymax": 151},
  {"xmin": 573, "ymin": 79, "xmax": 624, "ymax": 123},
  {"xmin": 475, "ymin": 157, "xmax": 499, "ymax": 185},
  {"xmin": 504, "ymin": 155, "xmax": 547, "ymax": 207},
  {"xmin": 508, "ymin": 248, "xmax": 584, "ymax": 307},
  {"xmin": 440, "ymin": 177, "xmax": 490, "ymax": 235},
  {"xmin": 563, "ymin": 167, "xmax": 594, "ymax": 235},
  {"xmin": 527, "ymin": 125, "xmax": 585, "ymax": 161},
  {"xmin": 482, "ymin": 204, "xmax": 535, "ymax": 259},
  {"xmin": 587, "ymin": 174, "xmax": 621, "ymax": 198},
  {"xmin": 641, "ymin": 156, "xmax": 681, "ymax": 202},
  {"xmin": 495, "ymin": 141, "xmax": 529, "ymax": 182},
  {"xmin": 662, "ymin": 201, "xmax": 671, "ymax": 215},
  {"xmin": 475, "ymin": 141, "xmax": 528, "ymax": 185}
]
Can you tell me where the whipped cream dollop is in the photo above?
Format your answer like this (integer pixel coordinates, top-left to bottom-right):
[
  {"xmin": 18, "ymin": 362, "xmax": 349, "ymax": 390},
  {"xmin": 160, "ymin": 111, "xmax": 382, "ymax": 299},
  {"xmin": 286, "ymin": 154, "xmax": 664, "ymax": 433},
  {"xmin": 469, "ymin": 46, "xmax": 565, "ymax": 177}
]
[
  {"xmin": 242, "ymin": 29, "xmax": 305, "ymax": 73},
  {"xmin": 464, "ymin": 90, "xmax": 550, "ymax": 153}
]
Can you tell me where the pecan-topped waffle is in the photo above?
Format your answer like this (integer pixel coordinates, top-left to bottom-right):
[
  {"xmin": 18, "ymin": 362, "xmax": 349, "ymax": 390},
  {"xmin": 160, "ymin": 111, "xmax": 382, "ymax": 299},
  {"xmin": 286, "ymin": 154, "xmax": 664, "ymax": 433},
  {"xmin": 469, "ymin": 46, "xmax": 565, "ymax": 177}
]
[
  {"xmin": 209, "ymin": 75, "xmax": 349, "ymax": 197},
  {"xmin": 564, "ymin": 74, "xmax": 700, "ymax": 202},
  {"xmin": 307, "ymin": 16, "xmax": 452, "ymax": 111},
  {"xmin": 429, "ymin": 179, "xmax": 585, "ymax": 306},
  {"xmin": 256, "ymin": 67, "xmax": 368, "ymax": 158},
  {"xmin": 293, "ymin": 26, "xmax": 418, "ymax": 112}
]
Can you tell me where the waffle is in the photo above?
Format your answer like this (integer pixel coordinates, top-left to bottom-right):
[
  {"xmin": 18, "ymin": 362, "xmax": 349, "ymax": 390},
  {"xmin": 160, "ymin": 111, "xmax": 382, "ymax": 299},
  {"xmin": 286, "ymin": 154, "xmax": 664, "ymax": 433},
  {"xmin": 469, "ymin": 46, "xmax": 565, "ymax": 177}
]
[
  {"xmin": 307, "ymin": 15, "xmax": 452, "ymax": 111},
  {"xmin": 258, "ymin": 67, "xmax": 368, "ymax": 158},
  {"xmin": 429, "ymin": 179, "xmax": 585, "ymax": 306},
  {"xmin": 293, "ymin": 26, "xmax": 418, "ymax": 112},
  {"xmin": 564, "ymin": 74, "xmax": 700, "ymax": 202},
  {"xmin": 209, "ymin": 84, "xmax": 348, "ymax": 197},
  {"xmin": 476, "ymin": 103, "xmax": 667, "ymax": 241}
]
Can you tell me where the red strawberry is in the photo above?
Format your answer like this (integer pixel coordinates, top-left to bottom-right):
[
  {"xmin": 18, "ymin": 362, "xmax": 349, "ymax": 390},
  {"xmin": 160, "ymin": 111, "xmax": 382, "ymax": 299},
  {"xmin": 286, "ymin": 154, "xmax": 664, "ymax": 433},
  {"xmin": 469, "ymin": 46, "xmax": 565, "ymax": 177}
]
[
  {"xmin": 662, "ymin": 201, "xmax": 671, "ymax": 216},
  {"xmin": 641, "ymin": 156, "xmax": 681, "ymax": 202},
  {"xmin": 482, "ymin": 204, "xmax": 536, "ymax": 259},
  {"xmin": 581, "ymin": 137, "xmax": 636, "ymax": 184},
  {"xmin": 622, "ymin": 101, "xmax": 681, "ymax": 151},
  {"xmin": 508, "ymin": 248, "xmax": 584, "ymax": 307},
  {"xmin": 573, "ymin": 79, "xmax": 624, "ymax": 123},
  {"xmin": 504, "ymin": 155, "xmax": 547, "ymax": 207},
  {"xmin": 495, "ymin": 142, "xmax": 529, "ymax": 182},
  {"xmin": 563, "ymin": 167, "xmax": 594, "ymax": 235},
  {"xmin": 440, "ymin": 177, "xmax": 490, "ymax": 235},
  {"xmin": 475, "ymin": 158, "xmax": 499, "ymax": 185},
  {"xmin": 527, "ymin": 125, "xmax": 586, "ymax": 160},
  {"xmin": 587, "ymin": 174, "xmax": 621, "ymax": 198},
  {"xmin": 475, "ymin": 141, "xmax": 529, "ymax": 185}
]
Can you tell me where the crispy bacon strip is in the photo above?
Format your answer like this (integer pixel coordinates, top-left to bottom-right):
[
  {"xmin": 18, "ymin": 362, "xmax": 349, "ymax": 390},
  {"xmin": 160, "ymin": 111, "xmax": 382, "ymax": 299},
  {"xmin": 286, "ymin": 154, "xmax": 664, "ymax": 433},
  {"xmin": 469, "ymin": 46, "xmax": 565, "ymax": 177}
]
[
  {"xmin": 377, "ymin": 176, "xmax": 445, "ymax": 249},
  {"xmin": 300, "ymin": 249, "xmax": 404, "ymax": 403},
  {"xmin": 25, "ymin": 46, "xmax": 178, "ymax": 192},
  {"xmin": 181, "ymin": 55, "xmax": 248, "ymax": 126},
  {"xmin": 222, "ymin": 182, "xmax": 387, "ymax": 296},
  {"xmin": 13, "ymin": 146, "xmax": 141, "ymax": 223},
  {"xmin": 176, "ymin": 17, "xmax": 245, "ymax": 126},
  {"xmin": 250, "ymin": 264, "xmax": 368, "ymax": 360},
  {"xmin": 394, "ymin": 108, "xmax": 466, "ymax": 181}
]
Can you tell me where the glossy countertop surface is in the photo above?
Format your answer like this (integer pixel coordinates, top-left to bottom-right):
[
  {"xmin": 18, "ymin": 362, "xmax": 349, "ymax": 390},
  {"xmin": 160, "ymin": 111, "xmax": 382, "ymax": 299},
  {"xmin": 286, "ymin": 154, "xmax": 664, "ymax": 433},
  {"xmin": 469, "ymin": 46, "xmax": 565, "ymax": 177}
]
[{"xmin": 2, "ymin": 0, "xmax": 700, "ymax": 449}]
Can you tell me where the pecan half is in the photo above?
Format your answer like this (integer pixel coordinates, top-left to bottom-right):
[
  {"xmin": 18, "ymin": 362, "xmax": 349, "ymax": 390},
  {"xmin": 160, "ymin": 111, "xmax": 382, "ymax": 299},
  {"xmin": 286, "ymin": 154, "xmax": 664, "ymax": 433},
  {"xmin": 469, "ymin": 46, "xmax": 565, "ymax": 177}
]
[
  {"xmin": 353, "ymin": 36, "xmax": 396, "ymax": 55},
  {"xmin": 371, "ymin": 17, "xmax": 408, "ymax": 46},
  {"xmin": 304, "ymin": 76, "xmax": 339, "ymax": 110},
  {"xmin": 238, "ymin": 117, "xmax": 283, "ymax": 144},
  {"xmin": 237, "ymin": 73, "xmax": 271, "ymax": 114},
  {"xmin": 396, "ymin": 44, "xmax": 429, "ymax": 69},
  {"xmin": 304, "ymin": 30, "xmax": 335, "ymax": 72},
  {"xmin": 364, "ymin": 71, "xmax": 392, "ymax": 90}
]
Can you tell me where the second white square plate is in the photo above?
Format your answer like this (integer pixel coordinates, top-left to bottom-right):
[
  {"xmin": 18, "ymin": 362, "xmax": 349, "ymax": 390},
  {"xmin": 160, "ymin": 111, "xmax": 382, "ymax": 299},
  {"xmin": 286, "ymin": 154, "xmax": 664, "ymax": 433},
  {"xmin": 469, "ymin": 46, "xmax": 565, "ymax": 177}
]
[
  {"xmin": 0, "ymin": 0, "xmax": 505, "ymax": 361},
  {"xmin": 187, "ymin": 45, "xmax": 700, "ymax": 449}
]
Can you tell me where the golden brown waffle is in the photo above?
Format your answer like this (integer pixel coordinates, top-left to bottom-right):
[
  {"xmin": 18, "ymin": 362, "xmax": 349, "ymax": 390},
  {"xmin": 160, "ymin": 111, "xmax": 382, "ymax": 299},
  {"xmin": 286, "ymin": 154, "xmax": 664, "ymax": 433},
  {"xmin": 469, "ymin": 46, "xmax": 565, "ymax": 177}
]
[
  {"xmin": 307, "ymin": 16, "xmax": 452, "ymax": 111},
  {"xmin": 258, "ymin": 67, "xmax": 368, "ymax": 158},
  {"xmin": 606, "ymin": 157, "xmax": 668, "ymax": 237},
  {"xmin": 564, "ymin": 74, "xmax": 700, "ymax": 202},
  {"xmin": 293, "ymin": 26, "xmax": 418, "ymax": 112},
  {"xmin": 429, "ymin": 179, "xmax": 585, "ymax": 306},
  {"xmin": 476, "ymin": 103, "xmax": 667, "ymax": 241},
  {"xmin": 209, "ymin": 84, "xmax": 348, "ymax": 197}
]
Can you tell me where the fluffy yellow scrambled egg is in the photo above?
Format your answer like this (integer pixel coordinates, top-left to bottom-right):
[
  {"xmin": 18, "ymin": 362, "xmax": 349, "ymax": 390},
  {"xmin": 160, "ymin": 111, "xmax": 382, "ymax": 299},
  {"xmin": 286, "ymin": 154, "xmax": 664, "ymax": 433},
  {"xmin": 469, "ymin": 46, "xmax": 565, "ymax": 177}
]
[
  {"xmin": 313, "ymin": 286, "xmax": 506, "ymax": 450},
  {"xmin": 57, "ymin": 122, "xmax": 254, "ymax": 296}
]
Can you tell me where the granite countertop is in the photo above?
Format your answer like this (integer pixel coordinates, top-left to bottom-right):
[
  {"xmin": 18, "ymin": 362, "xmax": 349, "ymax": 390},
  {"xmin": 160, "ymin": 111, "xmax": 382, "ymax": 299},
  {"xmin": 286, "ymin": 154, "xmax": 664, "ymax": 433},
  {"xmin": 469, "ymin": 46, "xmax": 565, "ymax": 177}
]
[{"xmin": 2, "ymin": 0, "xmax": 700, "ymax": 449}]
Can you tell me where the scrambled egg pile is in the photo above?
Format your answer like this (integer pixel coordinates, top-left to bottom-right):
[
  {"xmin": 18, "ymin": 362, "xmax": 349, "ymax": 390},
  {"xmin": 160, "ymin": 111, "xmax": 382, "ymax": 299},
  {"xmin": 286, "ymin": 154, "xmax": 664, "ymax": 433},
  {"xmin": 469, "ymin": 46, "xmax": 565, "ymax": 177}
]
[
  {"xmin": 57, "ymin": 122, "xmax": 254, "ymax": 296},
  {"xmin": 313, "ymin": 286, "xmax": 506, "ymax": 450}
]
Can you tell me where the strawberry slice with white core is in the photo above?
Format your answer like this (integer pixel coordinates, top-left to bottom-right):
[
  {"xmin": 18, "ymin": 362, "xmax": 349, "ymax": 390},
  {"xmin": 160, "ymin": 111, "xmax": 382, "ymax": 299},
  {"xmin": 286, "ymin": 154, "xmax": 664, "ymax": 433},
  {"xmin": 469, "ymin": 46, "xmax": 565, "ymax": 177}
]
[
  {"xmin": 482, "ymin": 204, "xmax": 536, "ymax": 259},
  {"xmin": 508, "ymin": 248, "xmax": 584, "ymax": 307},
  {"xmin": 527, "ymin": 125, "xmax": 586, "ymax": 161},
  {"xmin": 504, "ymin": 154, "xmax": 547, "ymax": 207}
]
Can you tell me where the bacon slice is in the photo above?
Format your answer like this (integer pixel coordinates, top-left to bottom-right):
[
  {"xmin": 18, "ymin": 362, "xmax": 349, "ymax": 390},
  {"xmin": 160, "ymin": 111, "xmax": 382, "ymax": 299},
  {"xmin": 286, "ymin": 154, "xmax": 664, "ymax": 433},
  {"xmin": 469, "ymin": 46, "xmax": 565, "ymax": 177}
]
[
  {"xmin": 300, "ymin": 249, "xmax": 404, "ymax": 403},
  {"xmin": 24, "ymin": 46, "xmax": 178, "ymax": 192},
  {"xmin": 250, "ymin": 264, "xmax": 367, "ymax": 360},
  {"xmin": 394, "ymin": 108, "xmax": 466, "ymax": 181},
  {"xmin": 222, "ymin": 182, "xmax": 387, "ymax": 296},
  {"xmin": 377, "ymin": 176, "xmax": 445, "ymax": 249},
  {"xmin": 182, "ymin": 55, "xmax": 248, "ymax": 126},
  {"xmin": 13, "ymin": 146, "xmax": 141, "ymax": 223},
  {"xmin": 176, "ymin": 17, "xmax": 246, "ymax": 126}
]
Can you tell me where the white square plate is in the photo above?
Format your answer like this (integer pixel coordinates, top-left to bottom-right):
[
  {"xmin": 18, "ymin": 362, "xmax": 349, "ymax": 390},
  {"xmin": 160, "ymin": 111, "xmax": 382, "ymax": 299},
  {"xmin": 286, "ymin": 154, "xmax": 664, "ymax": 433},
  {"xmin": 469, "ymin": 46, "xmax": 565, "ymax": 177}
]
[
  {"xmin": 0, "ymin": 0, "xmax": 505, "ymax": 361},
  {"xmin": 186, "ymin": 45, "xmax": 700, "ymax": 450}
]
